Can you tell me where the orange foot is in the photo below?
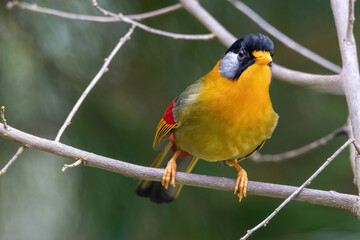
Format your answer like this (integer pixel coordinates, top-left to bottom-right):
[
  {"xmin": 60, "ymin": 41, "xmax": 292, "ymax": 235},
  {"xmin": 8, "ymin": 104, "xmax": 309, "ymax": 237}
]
[
  {"xmin": 234, "ymin": 167, "xmax": 248, "ymax": 202},
  {"xmin": 229, "ymin": 159, "xmax": 248, "ymax": 202},
  {"xmin": 162, "ymin": 150, "xmax": 180, "ymax": 189}
]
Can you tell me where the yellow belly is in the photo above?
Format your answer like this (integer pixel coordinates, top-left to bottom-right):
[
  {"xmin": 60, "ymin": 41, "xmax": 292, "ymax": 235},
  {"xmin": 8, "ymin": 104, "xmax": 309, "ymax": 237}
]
[{"xmin": 174, "ymin": 62, "xmax": 278, "ymax": 161}]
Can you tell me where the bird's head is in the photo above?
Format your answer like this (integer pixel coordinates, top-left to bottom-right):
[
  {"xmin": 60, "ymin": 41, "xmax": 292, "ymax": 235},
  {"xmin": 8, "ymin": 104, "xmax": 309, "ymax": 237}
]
[{"xmin": 219, "ymin": 33, "xmax": 274, "ymax": 80}]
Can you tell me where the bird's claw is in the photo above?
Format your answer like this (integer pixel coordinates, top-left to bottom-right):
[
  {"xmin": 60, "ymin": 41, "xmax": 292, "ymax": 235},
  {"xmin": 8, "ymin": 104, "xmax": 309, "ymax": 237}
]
[
  {"xmin": 162, "ymin": 159, "xmax": 177, "ymax": 189},
  {"xmin": 234, "ymin": 168, "xmax": 248, "ymax": 202}
]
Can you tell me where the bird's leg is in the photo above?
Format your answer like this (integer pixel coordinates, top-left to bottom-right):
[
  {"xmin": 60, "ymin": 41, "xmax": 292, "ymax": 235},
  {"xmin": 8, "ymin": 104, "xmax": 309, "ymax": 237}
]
[
  {"xmin": 162, "ymin": 149, "xmax": 181, "ymax": 189},
  {"xmin": 228, "ymin": 159, "xmax": 248, "ymax": 202}
]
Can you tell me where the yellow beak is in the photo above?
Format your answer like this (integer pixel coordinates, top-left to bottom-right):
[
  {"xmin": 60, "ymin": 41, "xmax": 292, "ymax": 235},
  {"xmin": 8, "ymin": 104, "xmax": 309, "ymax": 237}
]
[{"xmin": 252, "ymin": 51, "xmax": 272, "ymax": 65}]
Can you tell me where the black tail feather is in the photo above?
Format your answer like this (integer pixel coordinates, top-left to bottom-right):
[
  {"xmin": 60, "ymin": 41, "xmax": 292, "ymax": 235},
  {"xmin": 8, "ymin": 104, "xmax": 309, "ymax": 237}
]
[{"xmin": 136, "ymin": 181, "xmax": 175, "ymax": 203}]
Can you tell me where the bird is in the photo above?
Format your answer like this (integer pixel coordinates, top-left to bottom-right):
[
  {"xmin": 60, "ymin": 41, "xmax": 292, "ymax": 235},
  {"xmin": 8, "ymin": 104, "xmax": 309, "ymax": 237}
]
[{"xmin": 136, "ymin": 33, "xmax": 278, "ymax": 203}]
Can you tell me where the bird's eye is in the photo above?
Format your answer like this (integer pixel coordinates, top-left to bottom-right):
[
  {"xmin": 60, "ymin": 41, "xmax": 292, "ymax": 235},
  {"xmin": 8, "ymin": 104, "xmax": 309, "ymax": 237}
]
[{"xmin": 239, "ymin": 49, "xmax": 245, "ymax": 56}]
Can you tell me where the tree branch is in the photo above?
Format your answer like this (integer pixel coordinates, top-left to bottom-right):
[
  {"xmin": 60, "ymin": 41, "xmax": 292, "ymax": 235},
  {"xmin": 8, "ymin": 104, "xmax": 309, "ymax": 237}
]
[
  {"xmin": 179, "ymin": 0, "xmax": 236, "ymax": 46},
  {"xmin": 6, "ymin": 0, "xmax": 119, "ymax": 22},
  {"xmin": 332, "ymin": 0, "xmax": 360, "ymax": 192},
  {"xmin": 7, "ymin": 1, "xmax": 182, "ymax": 22},
  {"xmin": 54, "ymin": 25, "xmax": 135, "ymax": 142},
  {"xmin": 91, "ymin": 0, "xmax": 214, "ymax": 40},
  {"xmin": 252, "ymin": 125, "xmax": 348, "ymax": 162},
  {"xmin": 272, "ymin": 64, "xmax": 342, "ymax": 94},
  {"xmin": 228, "ymin": 0, "xmax": 341, "ymax": 73},
  {"xmin": 0, "ymin": 106, "xmax": 25, "ymax": 175},
  {"xmin": 7, "ymin": 0, "xmax": 214, "ymax": 40},
  {"xmin": 178, "ymin": 0, "xmax": 342, "ymax": 94},
  {"xmin": 1, "ymin": 123, "xmax": 359, "ymax": 218},
  {"xmin": 241, "ymin": 139, "xmax": 356, "ymax": 239}
]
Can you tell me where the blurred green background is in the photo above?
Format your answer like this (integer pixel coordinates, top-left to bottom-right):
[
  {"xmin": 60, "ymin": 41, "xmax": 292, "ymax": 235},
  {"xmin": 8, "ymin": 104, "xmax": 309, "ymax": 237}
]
[{"xmin": 1, "ymin": 0, "xmax": 360, "ymax": 239}]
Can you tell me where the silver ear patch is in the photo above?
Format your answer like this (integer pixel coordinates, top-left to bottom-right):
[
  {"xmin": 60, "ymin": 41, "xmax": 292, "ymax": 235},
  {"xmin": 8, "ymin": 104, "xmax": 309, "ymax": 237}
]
[{"xmin": 219, "ymin": 52, "xmax": 239, "ymax": 79}]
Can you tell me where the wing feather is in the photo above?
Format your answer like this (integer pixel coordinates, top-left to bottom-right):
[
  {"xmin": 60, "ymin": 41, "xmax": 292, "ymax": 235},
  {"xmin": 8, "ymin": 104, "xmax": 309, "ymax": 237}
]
[
  {"xmin": 153, "ymin": 79, "xmax": 203, "ymax": 149},
  {"xmin": 153, "ymin": 100, "xmax": 178, "ymax": 148}
]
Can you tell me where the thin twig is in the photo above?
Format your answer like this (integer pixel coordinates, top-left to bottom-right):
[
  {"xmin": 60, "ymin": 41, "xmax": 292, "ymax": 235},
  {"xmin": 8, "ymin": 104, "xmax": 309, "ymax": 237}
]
[
  {"xmin": 120, "ymin": 15, "xmax": 214, "ymax": 40},
  {"xmin": 125, "ymin": 3, "xmax": 182, "ymax": 21},
  {"xmin": 1, "ymin": 123, "xmax": 360, "ymax": 219},
  {"xmin": 62, "ymin": 158, "xmax": 83, "ymax": 172},
  {"xmin": 0, "ymin": 106, "xmax": 8, "ymax": 130},
  {"xmin": 252, "ymin": 126, "xmax": 348, "ymax": 162},
  {"xmin": 240, "ymin": 139, "xmax": 355, "ymax": 240},
  {"xmin": 92, "ymin": 0, "xmax": 214, "ymax": 40},
  {"xmin": 228, "ymin": 0, "xmax": 341, "ymax": 73},
  {"xmin": 7, "ymin": 1, "xmax": 117, "ymax": 22},
  {"xmin": 7, "ymin": 1, "xmax": 214, "ymax": 40},
  {"xmin": 7, "ymin": 1, "xmax": 181, "ymax": 22},
  {"xmin": 0, "ymin": 146, "xmax": 25, "ymax": 175},
  {"xmin": 54, "ymin": 25, "xmax": 135, "ymax": 142}
]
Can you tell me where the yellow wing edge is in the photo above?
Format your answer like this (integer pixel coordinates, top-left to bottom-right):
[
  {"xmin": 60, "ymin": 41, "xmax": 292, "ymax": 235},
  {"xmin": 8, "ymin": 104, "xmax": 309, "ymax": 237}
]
[{"xmin": 153, "ymin": 118, "xmax": 178, "ymax": 149}]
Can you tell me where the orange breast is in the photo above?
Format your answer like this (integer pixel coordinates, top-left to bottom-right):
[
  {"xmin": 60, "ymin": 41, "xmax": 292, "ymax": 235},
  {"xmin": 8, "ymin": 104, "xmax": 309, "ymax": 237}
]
[{"xmin": 174, "ymin": 61, "xmax": 278, "ymax": 161}]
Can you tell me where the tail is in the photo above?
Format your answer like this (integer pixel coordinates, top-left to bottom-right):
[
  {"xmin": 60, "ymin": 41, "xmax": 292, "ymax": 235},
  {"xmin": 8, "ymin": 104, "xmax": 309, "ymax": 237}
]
[{"xmin": 136, "ymin": 140, "xmax": 198, "ymax": 203}]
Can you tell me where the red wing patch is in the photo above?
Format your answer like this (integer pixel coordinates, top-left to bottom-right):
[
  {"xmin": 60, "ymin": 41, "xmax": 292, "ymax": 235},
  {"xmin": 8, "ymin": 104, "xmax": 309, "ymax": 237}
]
[{"xmin": 153, "ymin": 100, "xmax": 179, "ymax": 148}]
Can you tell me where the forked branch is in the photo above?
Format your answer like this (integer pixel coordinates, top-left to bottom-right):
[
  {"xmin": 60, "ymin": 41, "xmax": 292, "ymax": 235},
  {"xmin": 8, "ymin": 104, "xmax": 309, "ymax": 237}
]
[
  {"xmin": 7, "ymin": 0, "xmax": 214, "ymax": 40},
  {"xmin": 0, "ymin": 106, "xmax": 25, "ymax": 175},
  {"xmin": 7, "ymin": 1, "xmax": 182, "ymax": 22}
]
